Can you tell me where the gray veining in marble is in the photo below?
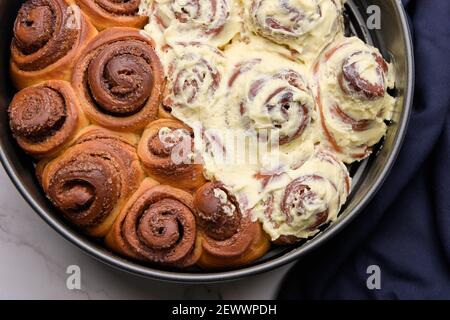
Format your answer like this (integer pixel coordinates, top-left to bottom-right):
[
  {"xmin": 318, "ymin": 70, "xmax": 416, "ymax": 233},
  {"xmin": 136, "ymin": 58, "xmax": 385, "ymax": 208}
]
[{"xmin": 0, "ymin": 166, "xmax": 294, "ymax": 300}]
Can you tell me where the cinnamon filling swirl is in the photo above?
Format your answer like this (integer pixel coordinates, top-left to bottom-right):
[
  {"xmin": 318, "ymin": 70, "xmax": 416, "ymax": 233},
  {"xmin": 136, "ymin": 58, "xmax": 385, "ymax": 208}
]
[{"xmin": 12, "ymin": 0, "xmax": 79, "ymax": 71}]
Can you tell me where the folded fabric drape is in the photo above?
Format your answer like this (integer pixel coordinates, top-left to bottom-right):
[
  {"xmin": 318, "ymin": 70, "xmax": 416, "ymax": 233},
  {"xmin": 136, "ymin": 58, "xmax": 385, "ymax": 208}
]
[{"xmin": 278, "ymin": 0, "xmax": 450, "ymax": 299}]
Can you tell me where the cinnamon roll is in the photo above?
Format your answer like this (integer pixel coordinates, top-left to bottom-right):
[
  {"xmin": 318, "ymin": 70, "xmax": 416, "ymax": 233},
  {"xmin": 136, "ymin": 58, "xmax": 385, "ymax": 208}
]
[
  {"xmin": 224, "ymin": 44, "xmax": 315, "ymax": 145},
  {"xmin": 244, "ymin": 0, "xmax": 343, "ymax": 62},
  {"xmin": 256, "ymin": 148, "xmax": 351, "ymax": 243},
  {"xmin": 71, "ymin": 27, "xmax": 164, "ymax": 132},
  {"xmin": 74, "ymin": 0, "xmax": 149, "ymax": 30},
  {"xmin": 243, "ymin": 69, "xmax": 314, "ymax": 145},
  {"xmin": 106, "ymin": 178, "xmax": 202, "ymax": 267},
  {"xmin": 138, "ymin": 119, "xmax": 206, "ymax": 191},
  {"xmin": 313, "ymin": 36, "xmax": 396, "ymax": 163},
  {"xmin": 10, "ymin": 0, "xmax": 97, "ymax": 89},
  {"xmin": 142, "ymin": 0, "xmax": 242, "ymax": 48},
  {"xmin": 194, "ymin": 182, "xmax": 270, "ymax": 269},
  {"xmin": 163, "ymin": 43, "xmax": 226, "ymax": 120},
  {"xmin": 38, "ymin": 126, "xmax": 145, "ymax": 237},
  {"xmin": 8, "ymin": 80, "xmax": 88, "ymax": 158}
]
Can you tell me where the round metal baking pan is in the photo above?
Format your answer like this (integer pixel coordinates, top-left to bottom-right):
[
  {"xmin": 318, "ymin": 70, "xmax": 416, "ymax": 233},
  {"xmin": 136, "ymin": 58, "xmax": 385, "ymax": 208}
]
[{"xmin": 0, "ymin": 0, "xmax": 414, "ymax": 282}]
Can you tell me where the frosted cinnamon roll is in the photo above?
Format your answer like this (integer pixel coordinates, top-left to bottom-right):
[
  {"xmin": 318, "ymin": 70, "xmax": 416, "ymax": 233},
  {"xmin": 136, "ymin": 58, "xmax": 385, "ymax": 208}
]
[
  {"xmin": 240, "ymin": 68, "xmax": 314, "ymax": 145},
  {"xmin": 8, "ymin": 80, "xmax": 88, "ymax": 158},
  {"xmin": 194, "ymin": 182, "xmax": 270, "ymax": 269},
  {"xmin": 74, "ymin": 0, "xmax": 149, "ymax": 30},
  {"xmin": 141, "ymin": 0, "xmax": 241, "ymax": 48},
  {"xmin": 106, "ymin": 178, "xmax": 202, "ymax": 267},
  {"xmin": 224, "ymin": 44, "xmax": 315, "ymax": 145},
  {"xmin": 257, "ymin": 148, "xmax": 350, "ymax": 243},
  {"xmin": 138, "ymin": 119, "xmax": 206, "ymax": 191},
  {"xmin": 10, "ymin": 0, "xmax": 97, "ymax": 89},
  {"xmin": 244, "ymin": 0, "xmax": 343, "ymax": 62},
  {"xmin": 163, "ymin": 43, "xmax": 226, "ymax": 121},
  {"xmin": 38, "ymin": 126, "xmax": 145, "ymax": 237},
  {"xmin": 313, "ymin": 36, "xmax": 396, "ymax": 163},
  {"xmin": 72, "ymin": 27, "xmax": 164, "ymax": 132}
]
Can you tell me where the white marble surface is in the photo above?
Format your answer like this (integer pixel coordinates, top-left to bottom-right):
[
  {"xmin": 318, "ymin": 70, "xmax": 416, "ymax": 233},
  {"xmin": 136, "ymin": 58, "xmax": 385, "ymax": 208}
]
[{"xmin": 0, "ymin": 165, "xmax": 294, "ymax": 300}]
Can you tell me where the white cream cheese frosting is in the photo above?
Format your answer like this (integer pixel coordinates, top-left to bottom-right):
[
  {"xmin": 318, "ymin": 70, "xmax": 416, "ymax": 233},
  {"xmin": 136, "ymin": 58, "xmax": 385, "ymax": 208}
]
[
  {"xmin": 313, "ymin": 35, "xmax": 396, "ymax": 163},
  {"xmin": 138, "ymin": 0, "xmax": 396, "ymax": 241},
  {"xmin": 243, "ymin": 0, "xmax": 344, "ymax": 63},
  {"xmin": 253, "ymin": 148, "xmax": 350, "ymax": 240},
  {"xmin": 140, "ymin": 0, "xmax": 242, "ymax": 50}
]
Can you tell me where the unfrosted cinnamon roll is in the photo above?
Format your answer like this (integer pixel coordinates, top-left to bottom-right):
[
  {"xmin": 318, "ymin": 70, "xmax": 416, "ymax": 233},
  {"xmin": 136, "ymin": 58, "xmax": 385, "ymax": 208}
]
[
  {"xmin": 244, "ymin": 0, "xmax": 343, "ymax": 62},
  {"xmin": 10, "ymin": 0, "xmax": 97, "ymax": 89},
  {"xmin": 72, "ymin": 27, "xmax": 164, "ymax": 132},
  {"xmin": 38, "ymin": 126, "xmax": 145, "ymax": 237},
  {"xmin": 138, "ymin": 119, "xmax": 206, "ymax": 191},
  {"xmin": 257, "ymin": 148, "xmax": 350, "ymax": 243},
  {"xmin": 106, "ymin": 178, "xmax": 202, "ymax": 267},
  {"xmin": 8, "ymin": 80, "xmax": 88, "ymax": 158},
  {"xmin": 74, "ymin": 0, "xmax": 149, "ymax": 30},
  {"xmin": 194, "ymin": 182, "xmax": 270, "ymax": 269},
  {"xmin": 313, "ymin": 36, "xmax": 396, "ymax": 163}
]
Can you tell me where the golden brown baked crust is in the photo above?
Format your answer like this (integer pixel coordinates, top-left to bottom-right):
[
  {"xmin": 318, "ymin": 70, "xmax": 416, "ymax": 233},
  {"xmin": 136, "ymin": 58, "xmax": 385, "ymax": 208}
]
[
  {"xmin": 74, "ymin": 0, "xmax": 149, "ymax": 30},
  {"xmin": 194, "ymin": 182, "xmax": 270, "ymax": 269},
  {"xmin": 10, "ymin": 0, "xmax": 97, "ymax": 90},
  {"xmin": 71, "ymin": 27, "xmax": 164, "ymax": 132},
  {"xmin": 106, "ymin": 178, "xmax": 202, "ymax": 268},
  {"xmin": 8, "ymin": 80, "xmax": 89, "ymax": 159},
  {"xmin": 138, "ymin": 119, "xmax": 206, "ymax": 192},
  {"xmin": 38, "ymin": 126, "xmax": 145, "ymax": 237}
]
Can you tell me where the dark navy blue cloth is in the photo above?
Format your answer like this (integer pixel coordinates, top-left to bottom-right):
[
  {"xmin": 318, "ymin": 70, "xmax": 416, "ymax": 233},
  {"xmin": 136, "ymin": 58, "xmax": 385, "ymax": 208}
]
[{"xmin": 278, "ymin": 0, "xmax": 450, "ymax": 299}]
